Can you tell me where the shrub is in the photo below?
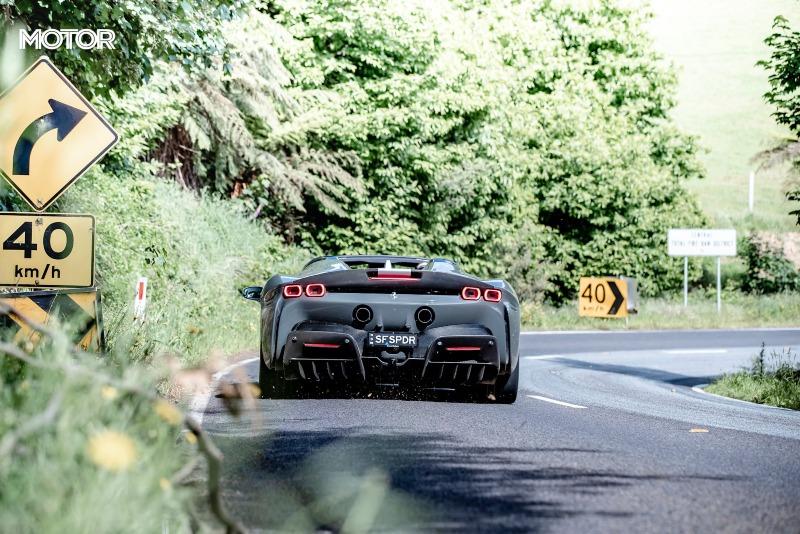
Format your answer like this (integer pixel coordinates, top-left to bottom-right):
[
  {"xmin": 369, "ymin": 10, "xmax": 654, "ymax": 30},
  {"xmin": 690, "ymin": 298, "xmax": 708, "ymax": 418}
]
[{"xmin": 739, "ymin": 233, "xmax": 800, "ymax": 294}]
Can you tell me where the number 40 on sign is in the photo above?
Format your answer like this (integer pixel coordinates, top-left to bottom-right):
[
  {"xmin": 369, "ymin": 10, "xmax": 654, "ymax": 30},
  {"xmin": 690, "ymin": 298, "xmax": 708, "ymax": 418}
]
[
  {"xmin": 0, "ymin": 213, "xmax": 95, "ymax": 288},
  {"xmin": 578, "ymin": 277, "xmax": 628, "ymax": 318}
]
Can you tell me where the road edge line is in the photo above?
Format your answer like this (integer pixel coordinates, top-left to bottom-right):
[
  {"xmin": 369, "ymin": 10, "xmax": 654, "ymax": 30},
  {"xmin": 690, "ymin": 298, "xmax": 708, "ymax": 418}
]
[{"xmin": 691, "ymin": 383, "xmax": 796, "ymax": 412}]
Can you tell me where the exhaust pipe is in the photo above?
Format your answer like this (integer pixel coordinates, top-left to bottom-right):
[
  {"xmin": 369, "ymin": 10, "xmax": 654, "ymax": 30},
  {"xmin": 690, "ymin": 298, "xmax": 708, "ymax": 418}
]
[
  {"xmin": 353, "ymin": 305, "xmax": 373, "ymax": 324},
  {"xmin": 415, "ymin": 306, "xmax": 434, "ymax": 327}
]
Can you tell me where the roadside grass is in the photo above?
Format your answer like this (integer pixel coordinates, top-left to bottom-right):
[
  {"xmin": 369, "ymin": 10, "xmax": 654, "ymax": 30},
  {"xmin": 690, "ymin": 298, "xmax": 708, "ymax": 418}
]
[
  {"xmin": 707, "ymin": 346, "xmax": 800, "ymax": 410},
  {"xmin": 643, "ymin": 0, "xmax": 799, "ymax": 231},
  {"xmin": 62, "ymin": 167, "xmax": 308, "ymax": 365},
  {"xmin": 522, "ymin": 291, "xmax": 800, "ymax": 331}
]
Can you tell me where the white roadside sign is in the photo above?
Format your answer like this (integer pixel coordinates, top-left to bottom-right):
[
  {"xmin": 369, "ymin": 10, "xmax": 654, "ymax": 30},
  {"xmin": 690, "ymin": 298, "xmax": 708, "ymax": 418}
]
[{"xmin": 668, "ymin": 229, "xmax": 736, "ymax": 257}]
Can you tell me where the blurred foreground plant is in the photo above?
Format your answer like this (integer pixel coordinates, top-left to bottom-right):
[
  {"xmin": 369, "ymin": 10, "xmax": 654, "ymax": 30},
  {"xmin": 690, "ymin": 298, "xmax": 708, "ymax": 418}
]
[{"xmin": 0, "ymin": 301, "xmax": 246, "ymax": 533}]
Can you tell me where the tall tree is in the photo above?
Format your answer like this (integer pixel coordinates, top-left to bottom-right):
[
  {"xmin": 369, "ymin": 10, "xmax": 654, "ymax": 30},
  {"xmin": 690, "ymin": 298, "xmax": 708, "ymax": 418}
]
[{"xmin": 757, "ymin": 14, "xmax": 800, "ymax": 223}]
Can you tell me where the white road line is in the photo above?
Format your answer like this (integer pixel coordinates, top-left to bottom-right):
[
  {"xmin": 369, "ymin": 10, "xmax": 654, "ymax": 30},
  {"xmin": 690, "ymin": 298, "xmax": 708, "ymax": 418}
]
[
  {"xmin": 521, "ymin": 327, "xmax": 800, "ymax": 335},
  {"xmin": 662, "ymin": 349, "xmax": 728, "ymax": 355},
  {"xmin": 523, "ymin": 354, "xmax": 561, "ymax": 360},
  {"xmin": 188, "ymin": 357, "xmax": 259, "ymax": 426},
  {"xmin": 527, "ymin": 394, "xmax": 587, "ymax": 409}
]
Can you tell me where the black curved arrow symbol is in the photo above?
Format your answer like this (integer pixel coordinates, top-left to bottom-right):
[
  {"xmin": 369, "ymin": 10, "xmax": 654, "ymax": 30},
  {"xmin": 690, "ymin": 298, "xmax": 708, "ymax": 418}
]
[
  {"xmin": 607, "ymin": 281, "xmax": 624, "ymax": 316},
  {"xmin": 12, "ymin": 99, "xmax": 87, "ymax": 175}
]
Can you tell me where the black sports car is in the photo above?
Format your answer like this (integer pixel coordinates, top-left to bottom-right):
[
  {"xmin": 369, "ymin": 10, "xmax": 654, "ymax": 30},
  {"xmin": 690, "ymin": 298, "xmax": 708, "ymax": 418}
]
[{"xmin": 241, "ymin": 255, "xmax": 520, "ymax": 403}]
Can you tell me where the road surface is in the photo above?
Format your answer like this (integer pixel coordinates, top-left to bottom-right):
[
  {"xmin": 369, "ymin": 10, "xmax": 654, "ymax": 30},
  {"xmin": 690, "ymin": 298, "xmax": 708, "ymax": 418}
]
[{"xmin": 197, "ymin": 328, "xmax": 800, "ymax": 532}]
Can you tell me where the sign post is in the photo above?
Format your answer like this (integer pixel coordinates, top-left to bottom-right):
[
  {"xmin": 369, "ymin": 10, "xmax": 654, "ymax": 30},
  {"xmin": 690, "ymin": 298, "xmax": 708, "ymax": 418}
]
[{"xmin": 668, "ymin": 229, "xmax": 737, "ymax": 313}]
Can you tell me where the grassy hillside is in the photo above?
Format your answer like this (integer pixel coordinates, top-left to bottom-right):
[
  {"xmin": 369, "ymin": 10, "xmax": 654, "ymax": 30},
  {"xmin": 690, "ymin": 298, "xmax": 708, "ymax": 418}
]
[{"xmin": 643, "ymin": 0, "xmax": 799, "ymax": 230}]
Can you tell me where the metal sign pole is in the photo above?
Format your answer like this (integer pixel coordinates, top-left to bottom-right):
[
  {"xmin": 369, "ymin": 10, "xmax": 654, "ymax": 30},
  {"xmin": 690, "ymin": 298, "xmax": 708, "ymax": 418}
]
[
  {"xmin": 683, "ymin": 256, "xmax": 688, "ymax": 307},
  {"xmin": 716, "ymin": 256, "xmax": 721, "ymax": 313}
]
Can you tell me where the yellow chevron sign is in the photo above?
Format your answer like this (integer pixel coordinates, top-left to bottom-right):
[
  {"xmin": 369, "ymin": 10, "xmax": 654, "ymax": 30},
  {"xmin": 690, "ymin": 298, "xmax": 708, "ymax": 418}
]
[
  {"xmin": 0, "ymin": 288, "xmax": 104, "ymax": 351},
  {"xmin": 578, "ymin": 277, "xmax": 628, "ymax": 318},
  {"xmin": 0, "ymin": 212, "xmax": 95, "ymax": 288}
]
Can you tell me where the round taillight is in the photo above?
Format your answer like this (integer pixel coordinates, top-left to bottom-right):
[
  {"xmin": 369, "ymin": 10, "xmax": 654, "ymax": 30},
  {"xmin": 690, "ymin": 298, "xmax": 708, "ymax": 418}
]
[
  {"xmin": 484, "ymin": 289, "xmax": 502, "ymax": 302},
  {"xmin": 283, "ymin": 284, "xmax": 303, "ymax": 298},
  {"xmin": 461, "ymin": 286, "xmax": 481, "ymax": 300},
  {"xmin": 305, "ymin": 283, "xmax": 326, "ymax": 297}
]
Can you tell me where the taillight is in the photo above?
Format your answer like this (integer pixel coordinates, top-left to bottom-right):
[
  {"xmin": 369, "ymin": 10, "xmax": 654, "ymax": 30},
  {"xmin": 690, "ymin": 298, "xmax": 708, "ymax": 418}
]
[
  {"xmin": 283, "ymin": 284, "xmax": 302, "ymax": 298},
  {"xmin": 461, "ymin": 286, "xmax": 481, "ymax": 300},
  {"xmin": 484, "ymin": 289, "xmax": 502, "ymax": 302},
  {"xmin": 305, "ymin": 283, "xmax": 326, "ymax": 297}
]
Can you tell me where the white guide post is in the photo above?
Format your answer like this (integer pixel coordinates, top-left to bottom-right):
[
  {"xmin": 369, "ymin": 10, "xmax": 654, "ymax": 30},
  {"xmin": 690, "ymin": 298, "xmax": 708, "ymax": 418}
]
[
  {"xmin": 683, "ymin": 256, "xmax": 688, "ymax": 307},
  {"xmin": 716, "ymin": 257, "xmax": 721, "ymax": 313}
]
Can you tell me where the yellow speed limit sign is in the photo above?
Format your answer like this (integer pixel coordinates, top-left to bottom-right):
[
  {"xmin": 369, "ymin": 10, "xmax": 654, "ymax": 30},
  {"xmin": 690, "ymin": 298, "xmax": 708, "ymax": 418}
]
[
  {"xmin": 578, "ymin": 277, "xmax": 627, "ymax": 318},
  {"xmin": 0, "ymin": 213, "xmax": 94, "ymax": 288}
]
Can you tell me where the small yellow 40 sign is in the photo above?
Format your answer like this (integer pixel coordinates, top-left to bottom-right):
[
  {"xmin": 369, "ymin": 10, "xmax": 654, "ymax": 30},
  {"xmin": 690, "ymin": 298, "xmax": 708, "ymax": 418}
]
[
  {"xmin": 578, "ymin": 277, "xmax": 628, "ymax": 318},
  {"xmin": 0, "ymin": 213, "xmax": 95, "ymax": 288}
]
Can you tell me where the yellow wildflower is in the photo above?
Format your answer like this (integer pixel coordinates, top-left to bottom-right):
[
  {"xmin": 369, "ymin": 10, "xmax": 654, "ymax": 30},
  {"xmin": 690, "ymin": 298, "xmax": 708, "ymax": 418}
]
[
  {"xmin": 86, "ymin": 431, "xmax": 138, "ymax": 472},
  {"xmin": 159, "ymin": 478, "xmax": 172, "ymax": 492},
  {"xmin": 100, "ymin": 385, "xmax": 118, "ymax": 400},
  {"xmin": 153, "ymin": 399, "xmax": 183, "ymax": 426}
]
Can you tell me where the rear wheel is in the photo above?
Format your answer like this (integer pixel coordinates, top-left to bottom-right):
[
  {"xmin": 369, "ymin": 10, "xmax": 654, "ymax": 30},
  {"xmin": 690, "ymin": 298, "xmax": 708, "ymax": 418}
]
[
  {"xmin": 258, "ymin": 355, "xmax": 298, "ymax": 398},
  {"xmin": 494, "ymin": 360, "xmax": 519, "ymax": 404}
]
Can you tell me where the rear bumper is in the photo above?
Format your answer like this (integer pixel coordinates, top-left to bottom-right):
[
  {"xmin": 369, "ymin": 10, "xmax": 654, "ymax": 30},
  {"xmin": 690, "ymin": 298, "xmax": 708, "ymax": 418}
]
[{"xmin": 281, "ymin": 324, "xmax": 502, "ymax": 387}]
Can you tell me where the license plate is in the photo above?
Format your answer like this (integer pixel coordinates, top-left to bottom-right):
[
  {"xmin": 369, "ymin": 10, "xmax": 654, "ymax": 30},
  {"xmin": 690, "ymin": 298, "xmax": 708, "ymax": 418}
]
[{"xmin": 368, "ymin": 332, "xmax": 418, "ymax": 348}]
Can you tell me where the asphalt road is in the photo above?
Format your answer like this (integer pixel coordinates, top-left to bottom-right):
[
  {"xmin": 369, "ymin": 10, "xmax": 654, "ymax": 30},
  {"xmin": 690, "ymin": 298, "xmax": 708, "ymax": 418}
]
[{"xmin": 197, "ymin": 328, "xmax": 800, "ymax": 533}]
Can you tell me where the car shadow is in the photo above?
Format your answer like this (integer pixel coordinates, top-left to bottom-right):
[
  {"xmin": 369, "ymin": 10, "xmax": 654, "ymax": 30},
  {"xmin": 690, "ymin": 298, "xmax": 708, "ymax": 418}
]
[
  {"xmin": 548, "ymin": 358, "xmax": 723, "ymax": 388},
  {"xmin": 205, "ymin": 424, "xmax": 741, "ymax": 532}
]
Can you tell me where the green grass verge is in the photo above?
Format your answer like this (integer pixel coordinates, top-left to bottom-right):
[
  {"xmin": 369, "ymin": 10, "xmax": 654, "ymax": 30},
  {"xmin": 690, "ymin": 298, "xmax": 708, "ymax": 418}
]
[
  {"xmin": 522, "ymin": 291, "xmax": 800, "ymax": 331},
  {"xmin": 706, "ymin": 347, "xmax": 800, "ymax": 410},
  {"xmin": 62, "ymin": 167, "xmax": 308, "ymax": 365}
]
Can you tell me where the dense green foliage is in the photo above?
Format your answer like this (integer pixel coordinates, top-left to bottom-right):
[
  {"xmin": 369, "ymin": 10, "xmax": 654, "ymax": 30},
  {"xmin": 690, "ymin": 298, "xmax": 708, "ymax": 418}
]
[
  {"xmin": 739, "ymin": 233, "xmax": 800, "ymax": 294},
  {"xmin": 758, "ymin": 13, "xmax": 800, "ymax": 223},
  {"xmin": 153, "ymin": 0, "xmax": 706, "ymax": 302},
  {"xmin": 1, "ymin": 0, "xmax": 240, "ymax": 98}
]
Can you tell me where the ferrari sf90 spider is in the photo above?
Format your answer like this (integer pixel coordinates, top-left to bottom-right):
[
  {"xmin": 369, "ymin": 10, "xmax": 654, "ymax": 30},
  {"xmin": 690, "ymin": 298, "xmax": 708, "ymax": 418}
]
[{"xmin": 241, "ymin": 255, "xmax": 520, "ymax": 402}]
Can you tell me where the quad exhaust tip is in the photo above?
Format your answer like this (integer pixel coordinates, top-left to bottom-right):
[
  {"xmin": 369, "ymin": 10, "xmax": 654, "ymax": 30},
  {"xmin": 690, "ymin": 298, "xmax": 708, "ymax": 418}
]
[
  {"xmin": 415, "ymin": 306, "xmax": 435, "ymax": 326},
  {"xmin": 353, "ymin": 305, "xmax": 373, "ymax": 323}
]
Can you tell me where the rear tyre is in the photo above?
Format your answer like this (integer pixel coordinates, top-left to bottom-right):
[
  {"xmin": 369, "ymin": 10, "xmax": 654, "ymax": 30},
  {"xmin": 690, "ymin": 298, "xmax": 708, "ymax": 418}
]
[
  {"xmin": 494, "ymin": 360, "xmax": 519, "ymax": 404},
  {"xmin": 258, "ymin": 356, "xmax": 298, "ymax": 399}
]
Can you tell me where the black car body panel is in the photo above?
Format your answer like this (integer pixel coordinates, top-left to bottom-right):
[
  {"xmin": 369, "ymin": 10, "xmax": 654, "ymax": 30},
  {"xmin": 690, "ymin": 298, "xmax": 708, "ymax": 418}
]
[{"xmin": 246, "ymin": 255, "xmax": 520, "ymax": 396}]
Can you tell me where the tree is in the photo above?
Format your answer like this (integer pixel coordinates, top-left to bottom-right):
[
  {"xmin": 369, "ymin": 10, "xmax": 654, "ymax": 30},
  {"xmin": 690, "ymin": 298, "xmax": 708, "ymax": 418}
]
[
  {"xmin": 268, "ymin": 0, "xmax": 706, "ymax": 300},
  {"xmin": 757, "ymin": 15, "xmax": 800, "ymax": 224},
  {"xmin": 2, "ymin": 0, "xmax": 240, "ymax": 98}
]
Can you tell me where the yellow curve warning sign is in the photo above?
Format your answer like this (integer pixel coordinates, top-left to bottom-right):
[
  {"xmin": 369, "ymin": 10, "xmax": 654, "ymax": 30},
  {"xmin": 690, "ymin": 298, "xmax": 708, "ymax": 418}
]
[
  {"xmin": 0, "ymin": 56, "xmax": 118, "ymax": 211},
  {"xmin": 578, "ymin": 277, "xmax": 628, "ymax": 318},
  {"xmin": 0, "ymin": 212, "xmax": 95, "ymax": 288}
]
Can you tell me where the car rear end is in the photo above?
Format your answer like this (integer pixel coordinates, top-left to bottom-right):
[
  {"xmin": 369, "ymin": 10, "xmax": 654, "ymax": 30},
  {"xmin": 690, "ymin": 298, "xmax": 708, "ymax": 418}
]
[{"xmin": 265, "ymin": 266, "xmax": 520, "ymax": 393}]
